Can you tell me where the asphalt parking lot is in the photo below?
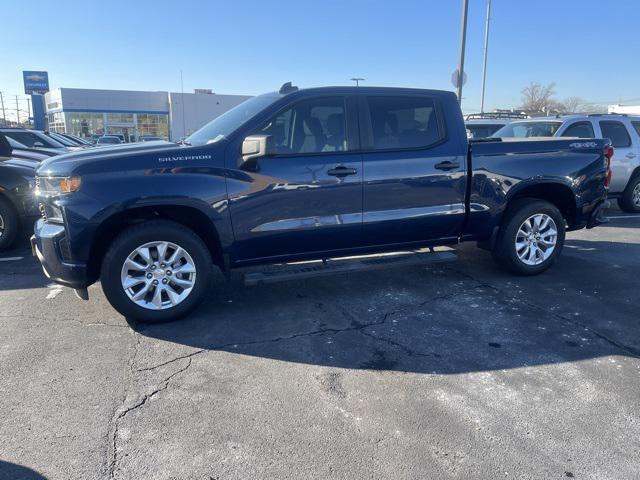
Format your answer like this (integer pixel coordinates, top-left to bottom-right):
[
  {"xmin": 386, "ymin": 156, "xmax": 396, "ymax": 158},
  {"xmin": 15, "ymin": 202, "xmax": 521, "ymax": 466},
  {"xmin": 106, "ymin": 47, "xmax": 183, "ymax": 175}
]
[{"xmin": 1, "ymin": 208, "xmax": 639, "ymax": 480}]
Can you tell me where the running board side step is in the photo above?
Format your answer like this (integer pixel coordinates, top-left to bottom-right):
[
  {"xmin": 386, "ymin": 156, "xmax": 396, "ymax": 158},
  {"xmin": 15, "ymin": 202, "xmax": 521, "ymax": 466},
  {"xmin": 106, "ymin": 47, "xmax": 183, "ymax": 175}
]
[{"xmin": 243, "ymin": 250, "xmax": 457, "ymax": 286}]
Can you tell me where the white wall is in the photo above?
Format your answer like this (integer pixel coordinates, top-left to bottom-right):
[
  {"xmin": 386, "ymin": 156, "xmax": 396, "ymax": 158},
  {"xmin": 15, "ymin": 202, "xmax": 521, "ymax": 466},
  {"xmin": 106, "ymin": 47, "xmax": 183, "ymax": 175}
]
[
  {"xmin": 55, "ymin": 88, "xmax": 168, "ymax": 113},
  {"xmin": 168, "ymin": 92, "xmax": 251, "ymax": 140},
  {"xmin": 44, "ymin": 88, "xmax": 252, "ymax": 141},
  {"xmin": 608, "ymin": 104, "xmax": 640, "ymax": 115}
]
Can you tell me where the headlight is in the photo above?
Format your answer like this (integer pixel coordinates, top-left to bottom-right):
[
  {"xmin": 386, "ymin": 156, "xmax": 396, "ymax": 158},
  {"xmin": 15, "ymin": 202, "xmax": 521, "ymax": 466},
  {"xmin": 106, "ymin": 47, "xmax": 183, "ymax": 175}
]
[{"xmin": 36, "ymin": 176, "xmax": 82, "ymax": 196}]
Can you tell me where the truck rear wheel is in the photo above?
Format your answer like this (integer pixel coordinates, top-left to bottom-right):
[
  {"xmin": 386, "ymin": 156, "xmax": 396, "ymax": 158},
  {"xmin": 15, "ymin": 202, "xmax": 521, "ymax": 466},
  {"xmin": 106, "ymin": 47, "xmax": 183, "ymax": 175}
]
[
  {"xmin": 492, "ymin": 199, "xmax": 566, "ymax": 275},
  {"xmin": 0, "ymin": 196, "xmax": 18, "ymax": 251},
  {"xmin": 617, "ymin": 175, "xmax": 640, "ymax": 213},
  {"xmin": 101, "ymin": 220, "xmax": 212, "ymax": 323}
]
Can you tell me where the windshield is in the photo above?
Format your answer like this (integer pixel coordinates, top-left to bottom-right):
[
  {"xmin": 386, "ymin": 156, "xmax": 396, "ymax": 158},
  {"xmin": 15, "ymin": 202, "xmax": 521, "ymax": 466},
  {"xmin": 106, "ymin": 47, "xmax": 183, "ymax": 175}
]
[
  {"xmin": 6, "ymin": 136, "xmax": 28, "ymax": 148},
  {"xmin": 466, "ymin": 124, "xmax": 504, "ymax": 139},
  {"xmin": 492, "ymin": 121, "xmax": 562, "ymax": 138},
  {"xmin": 98, "ymin": 136, "xmax": 120, "ymax": 144},
  {"xmin": 2, "ymin": 130, "xmax": 66, "ymax": 148},
  {"xmin": 186, "ymin": 93, "xmax": 280, "ymax": 146},
  {"xmin": 48, "ymin": 132, "xmax": 76, "ymax": 146}
]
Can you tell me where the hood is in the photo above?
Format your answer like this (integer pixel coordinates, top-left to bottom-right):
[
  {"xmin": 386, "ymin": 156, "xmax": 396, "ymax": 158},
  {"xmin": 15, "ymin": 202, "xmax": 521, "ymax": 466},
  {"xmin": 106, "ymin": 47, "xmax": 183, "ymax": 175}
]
[
  {"xmin": 0, "ymin": 156, "xmax": 40, "ymax": 177},
  {"xmin": 37, "ymin": 140, "xmax": 225, "ymax": 177},
  {"xmin": 8, "ymin": 147, "xmax": 55, "ymax": 162}
]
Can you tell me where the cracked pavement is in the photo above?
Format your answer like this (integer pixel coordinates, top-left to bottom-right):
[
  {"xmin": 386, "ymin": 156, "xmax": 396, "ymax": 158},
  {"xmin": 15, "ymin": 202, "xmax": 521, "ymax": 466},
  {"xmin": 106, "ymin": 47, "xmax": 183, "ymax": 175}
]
[{"xmin": 0, "ymin": 209, "xmax": 639, "ymax": 479}]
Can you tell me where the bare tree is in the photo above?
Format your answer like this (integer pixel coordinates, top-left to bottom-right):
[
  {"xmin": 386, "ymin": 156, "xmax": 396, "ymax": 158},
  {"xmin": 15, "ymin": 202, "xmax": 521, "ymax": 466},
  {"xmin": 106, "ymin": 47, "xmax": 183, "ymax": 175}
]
[
  {"xmin": 561, "ymin": 96, "xmax": 584, "ymax": 114},
  {"xmin": 520, "ymin": 82, "xmax": 559, "ymax": 113}
]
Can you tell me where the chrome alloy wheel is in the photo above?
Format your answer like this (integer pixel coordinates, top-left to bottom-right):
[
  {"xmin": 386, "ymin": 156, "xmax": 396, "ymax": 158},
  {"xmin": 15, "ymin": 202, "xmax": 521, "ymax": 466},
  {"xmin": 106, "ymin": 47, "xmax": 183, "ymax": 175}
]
[
  {"xmin": 633, "ymin": 182, "xmax": 640, "ymax": 208},
  {"xmin": 120, "ymin": 241, "xmax": 197, "ymax": 310},
  {"xmin": 515, "ymin": 214, "xmax": 558, "ymax": 266}
]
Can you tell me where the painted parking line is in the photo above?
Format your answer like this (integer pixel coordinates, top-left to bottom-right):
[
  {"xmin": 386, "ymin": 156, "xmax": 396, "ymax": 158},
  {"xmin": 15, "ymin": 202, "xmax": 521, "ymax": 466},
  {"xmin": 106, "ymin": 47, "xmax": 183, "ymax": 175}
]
[
  {"xmin": 46, "ymin": 284, "xmax": 64, "ymax": 300},
  {"xmin": 0, "ymin": 256, "xmax": 24, "ymax": 262}
]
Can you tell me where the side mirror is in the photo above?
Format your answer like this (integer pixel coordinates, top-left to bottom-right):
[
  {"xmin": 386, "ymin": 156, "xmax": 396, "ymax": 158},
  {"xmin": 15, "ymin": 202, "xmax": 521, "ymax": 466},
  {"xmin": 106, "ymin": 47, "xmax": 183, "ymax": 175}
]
[{"xmin": 240, "ymin": 135, "xmax": 274, "ymax": 165}]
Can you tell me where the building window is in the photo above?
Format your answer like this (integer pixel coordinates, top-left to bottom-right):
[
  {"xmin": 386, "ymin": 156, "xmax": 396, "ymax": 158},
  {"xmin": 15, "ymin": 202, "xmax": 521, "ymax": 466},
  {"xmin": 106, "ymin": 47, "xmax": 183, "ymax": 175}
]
[
  {"xmin": 136, "ymin": 114, "xmax": 169, "ymax": 139},
  {"xmin": 106, "ymin": 112, "xmax": 134, "ymax": 124},
  {"xmin": 67, "ymin": 112, "xmax": 105, "ymax": 138},
  {"xmin": 48, "ymin": 112, "xmax": 66, "ymax": 133}
]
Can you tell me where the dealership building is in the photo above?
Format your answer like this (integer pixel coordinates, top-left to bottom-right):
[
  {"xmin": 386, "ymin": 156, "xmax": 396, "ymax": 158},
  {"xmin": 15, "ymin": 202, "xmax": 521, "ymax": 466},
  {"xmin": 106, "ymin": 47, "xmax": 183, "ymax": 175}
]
[{"xmin": 44, "ymin": 88, "xmax": 251, "ymax": 142}]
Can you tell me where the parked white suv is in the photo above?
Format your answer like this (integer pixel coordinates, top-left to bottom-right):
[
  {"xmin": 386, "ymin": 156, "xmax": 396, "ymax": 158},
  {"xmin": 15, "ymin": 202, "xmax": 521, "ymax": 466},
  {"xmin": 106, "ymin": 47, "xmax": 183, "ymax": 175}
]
[
  {"xmin": 493, "ymin": 115, "xmax": 640, "ymax": 212},
  {"xmin": 465, "ymin": 112, "xmax": 527, "ymax": 140}
]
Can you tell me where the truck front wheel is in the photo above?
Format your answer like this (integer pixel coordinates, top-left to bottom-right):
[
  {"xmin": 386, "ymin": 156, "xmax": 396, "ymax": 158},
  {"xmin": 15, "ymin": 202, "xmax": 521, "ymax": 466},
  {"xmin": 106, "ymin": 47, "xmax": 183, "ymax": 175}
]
[
  {"xmin": 492, "ymin": 199, "xmax": 566, "ymax": 275},
  {"xmin": 101, "ymin": 220, "xmax": 212, "ymax": 322}
]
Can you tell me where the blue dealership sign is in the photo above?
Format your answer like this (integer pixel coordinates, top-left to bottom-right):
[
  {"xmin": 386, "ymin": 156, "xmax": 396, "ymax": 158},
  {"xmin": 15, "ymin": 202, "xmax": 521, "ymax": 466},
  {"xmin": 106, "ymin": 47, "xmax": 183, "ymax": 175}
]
[{"xmin": 23, "ymin": 71, "xmax": 49, "ymax": 95}]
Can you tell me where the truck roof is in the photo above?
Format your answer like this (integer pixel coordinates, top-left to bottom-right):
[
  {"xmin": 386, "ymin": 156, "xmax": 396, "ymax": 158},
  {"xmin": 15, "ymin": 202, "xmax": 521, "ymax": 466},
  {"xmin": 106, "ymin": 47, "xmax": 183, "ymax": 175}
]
[{"xmin": 275, "ymin": 85, "xmax": 457, "ymax": 97}]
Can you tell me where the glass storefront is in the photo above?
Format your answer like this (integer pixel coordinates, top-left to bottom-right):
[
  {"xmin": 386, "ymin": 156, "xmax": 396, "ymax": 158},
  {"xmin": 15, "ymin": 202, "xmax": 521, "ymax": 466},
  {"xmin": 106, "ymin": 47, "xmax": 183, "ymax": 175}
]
[
  {"xmin": 47, "ymin": 112, "xmax": 67, "ymax": 133},
  {"xmin": 47, "ymin": 111, "xmax": 169, "ymax": 142},
  {"xmin": 136, "ymin": 113, "xmax": 169, "ymax": 139},
  {"xmin": 68, "ymin": 112, "xmax": 105, "ymax": 138}
]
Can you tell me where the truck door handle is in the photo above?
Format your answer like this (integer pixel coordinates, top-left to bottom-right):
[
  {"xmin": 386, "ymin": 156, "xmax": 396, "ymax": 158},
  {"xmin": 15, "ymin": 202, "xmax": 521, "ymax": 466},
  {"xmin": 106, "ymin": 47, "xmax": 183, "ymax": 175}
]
[
  {"xmin": 434, "ymin": 161, "xmax": 460, "ymax": 171},
  {"xmin": 626, "ymin": 152, "xmax": 637, "ymax": 159},
  {"xmin": 327, "ymin": 165, "xmax": 358, "ymax": 177}
]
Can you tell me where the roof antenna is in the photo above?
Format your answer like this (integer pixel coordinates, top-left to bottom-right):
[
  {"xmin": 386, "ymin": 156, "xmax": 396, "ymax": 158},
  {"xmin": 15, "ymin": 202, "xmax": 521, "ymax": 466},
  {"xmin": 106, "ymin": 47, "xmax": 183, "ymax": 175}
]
[{"xmin": 279, "ymin": 82, "xmax": 298, "ymax": 94}]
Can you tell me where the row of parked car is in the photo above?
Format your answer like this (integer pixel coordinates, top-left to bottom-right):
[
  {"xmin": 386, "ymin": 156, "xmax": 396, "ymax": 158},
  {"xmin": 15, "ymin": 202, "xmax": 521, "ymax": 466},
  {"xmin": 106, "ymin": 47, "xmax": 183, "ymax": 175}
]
[
  {"xmin": 0, "ymin": 127, "xmax": 170, "ymax": 250},
  {"xmin": 0, "ymin": 127, "xmax": 165, "ymax": 151},
  {"xmin": 465, "ymin": 113, "xmax": 640, "ymax": 213}
]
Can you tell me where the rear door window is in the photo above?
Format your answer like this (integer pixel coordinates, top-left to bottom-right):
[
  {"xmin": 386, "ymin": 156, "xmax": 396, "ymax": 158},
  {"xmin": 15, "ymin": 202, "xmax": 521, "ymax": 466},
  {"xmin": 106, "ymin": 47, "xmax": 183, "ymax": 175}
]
[
  {"xmin": 599, "ymin": 121, "xmax": 631, "ymax": 148},
  {"xmin": 365, "ymin": 96, "xmax": 443, "ymax": 150},
  {"xmin": 561, "ymin": 121, "xmax": 594, "ymax": 138},
  {"xmin": 631, "ymin": 121, "xmax": 640, "ymax": 137}
]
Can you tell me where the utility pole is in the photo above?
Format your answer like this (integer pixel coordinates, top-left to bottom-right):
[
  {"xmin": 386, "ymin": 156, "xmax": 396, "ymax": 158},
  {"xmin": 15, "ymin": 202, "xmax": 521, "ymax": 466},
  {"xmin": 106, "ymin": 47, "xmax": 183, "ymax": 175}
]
[
  {"xmin": 350, "ymin": 77, "xmax": 365, "ymax": 86},
  {"xmin": 456, "ymin": 0, "xmax": 470, "ymax": 104},
  {"xmin": 0, "ymin": 92, "xmax": 5, "ymax": 126},
  {"xmin": 180, "ymin": 70, "xmax": 186, "ymax": 138},
  {"xmin": 15, "ymin": 95, "xmax": 20, "ymax": 126},
  {"xmin": 480, "ymin": 0, "xmax": 492, "ymax": 113},
  {"xmin": 26, "ymin": 97, "xmax": 32, "ymax": 127}
]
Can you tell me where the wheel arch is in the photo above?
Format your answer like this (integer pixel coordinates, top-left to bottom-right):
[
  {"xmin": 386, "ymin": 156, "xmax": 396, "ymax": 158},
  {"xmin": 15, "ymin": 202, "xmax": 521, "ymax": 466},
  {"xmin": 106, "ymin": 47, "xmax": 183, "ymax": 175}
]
[
  {"xmin": 506, "ymin": 181, "xmax": 577, "ymax": 226},
  {"xmin": 87, "ymin": 204, "xmax": 225, "ymax": 283},
  {"xmin": 624, "ymin": 166, "xmax": 640, "ymax": 190}
]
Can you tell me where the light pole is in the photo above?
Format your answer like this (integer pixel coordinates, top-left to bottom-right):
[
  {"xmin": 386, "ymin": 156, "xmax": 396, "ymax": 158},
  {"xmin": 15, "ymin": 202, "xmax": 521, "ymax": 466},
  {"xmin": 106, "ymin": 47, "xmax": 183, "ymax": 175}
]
[
  {"xmin": 15, "ymin": 95, "xmax": 20, "ymax": 126},
  {"xmin": 480, "ymin": 0, "xmax": 492, "ymax": 113},
  {"xmin": 456, "ymin": 0, "xmax": 470, "ymax": 104},
  {"xmin": 0, "ymin": 92, "xmax": 5, "ymax": 126},
  {"xmin": 350, "ymin": 77, "xmax": 365, "ymax": 86}
]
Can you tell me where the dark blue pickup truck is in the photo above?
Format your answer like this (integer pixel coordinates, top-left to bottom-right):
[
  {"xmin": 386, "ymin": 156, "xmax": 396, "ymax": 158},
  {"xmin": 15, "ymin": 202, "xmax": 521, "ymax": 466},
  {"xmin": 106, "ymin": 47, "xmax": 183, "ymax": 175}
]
[{"xmin": 32, "ymin": 85, "xmax": 611, "ymax": 322}]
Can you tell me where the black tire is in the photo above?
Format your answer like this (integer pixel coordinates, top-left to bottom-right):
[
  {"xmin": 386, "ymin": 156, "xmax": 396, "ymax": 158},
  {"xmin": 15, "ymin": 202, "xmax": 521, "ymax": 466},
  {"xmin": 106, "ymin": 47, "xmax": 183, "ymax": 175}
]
[
  {"xmin": 492, "ymin": 199, "xmax": 566, "ymax": 275},
  {"xmin": 617, "ymin": 174, "xmax": 640, "ymax": 213},
  {"xmin": 0, "ymin": 196, "xmax": 19, "ymax": 251},
  {"xmin": 100, "ymin": 220, "xmax": 213, "ymax": 323}
]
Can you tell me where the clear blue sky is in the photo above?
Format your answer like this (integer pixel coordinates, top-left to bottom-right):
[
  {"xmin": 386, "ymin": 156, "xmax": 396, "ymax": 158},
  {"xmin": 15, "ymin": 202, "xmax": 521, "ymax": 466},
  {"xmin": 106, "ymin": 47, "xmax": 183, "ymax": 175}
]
[{"xmin": 2, "ymin": 0, "xmax": 639, "ymax": 113}]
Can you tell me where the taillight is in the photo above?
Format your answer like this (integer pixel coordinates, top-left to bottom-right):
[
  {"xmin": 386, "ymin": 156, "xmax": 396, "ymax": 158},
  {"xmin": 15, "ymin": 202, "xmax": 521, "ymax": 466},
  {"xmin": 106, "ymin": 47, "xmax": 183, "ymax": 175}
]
[{"xmin": 604, "ymin": 145, "xmax": 614, "ymax": 188}]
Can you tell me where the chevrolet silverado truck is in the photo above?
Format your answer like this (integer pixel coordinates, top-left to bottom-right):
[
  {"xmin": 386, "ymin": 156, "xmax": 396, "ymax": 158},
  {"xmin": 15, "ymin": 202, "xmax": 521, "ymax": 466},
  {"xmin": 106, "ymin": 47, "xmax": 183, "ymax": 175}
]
[{"xmin": 32, "ymin": 85, "xmax": 611, "ymax": 322}]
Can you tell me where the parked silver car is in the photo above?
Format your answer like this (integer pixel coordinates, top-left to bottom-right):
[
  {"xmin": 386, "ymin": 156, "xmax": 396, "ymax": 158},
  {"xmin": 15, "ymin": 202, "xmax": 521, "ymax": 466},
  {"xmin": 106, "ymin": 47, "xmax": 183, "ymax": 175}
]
[{"xmin": 493, "ymin": 114, "xmax": 640, "ymax": 212}]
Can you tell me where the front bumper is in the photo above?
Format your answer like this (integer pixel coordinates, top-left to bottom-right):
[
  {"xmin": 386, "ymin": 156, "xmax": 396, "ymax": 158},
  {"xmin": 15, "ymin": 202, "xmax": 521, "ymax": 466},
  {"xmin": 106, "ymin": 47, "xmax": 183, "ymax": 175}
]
[{"xmin": 31, "ymin": 219, "xmax": 89, "ymax": 289}]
